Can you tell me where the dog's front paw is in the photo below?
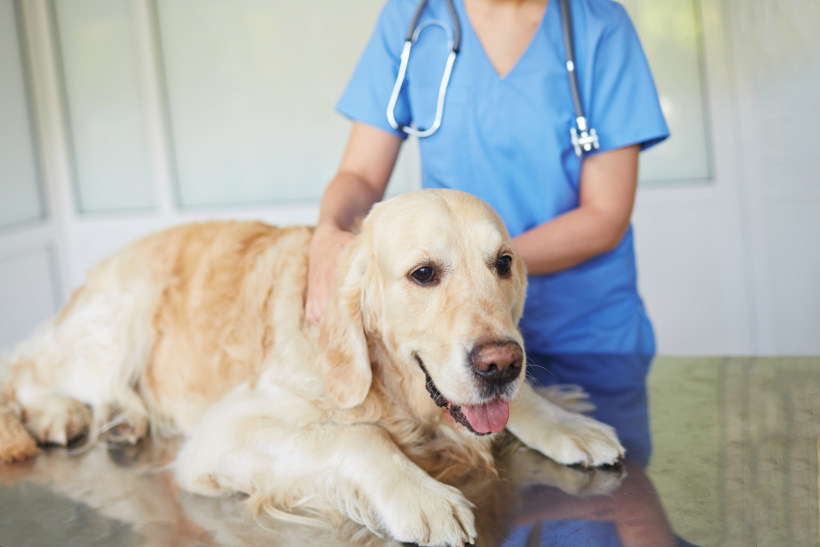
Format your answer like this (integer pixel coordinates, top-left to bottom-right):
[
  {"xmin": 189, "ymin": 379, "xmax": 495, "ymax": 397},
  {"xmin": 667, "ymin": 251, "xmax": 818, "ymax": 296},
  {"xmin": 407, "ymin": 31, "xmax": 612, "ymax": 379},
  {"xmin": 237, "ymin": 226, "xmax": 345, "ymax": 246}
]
[
  {"xmin": 381, "ymin": 479, "xmax": 476, "ymax": 546},
  {"xmin": 532, "ymin": 413, "xmax": 624, "ymax": 467}
]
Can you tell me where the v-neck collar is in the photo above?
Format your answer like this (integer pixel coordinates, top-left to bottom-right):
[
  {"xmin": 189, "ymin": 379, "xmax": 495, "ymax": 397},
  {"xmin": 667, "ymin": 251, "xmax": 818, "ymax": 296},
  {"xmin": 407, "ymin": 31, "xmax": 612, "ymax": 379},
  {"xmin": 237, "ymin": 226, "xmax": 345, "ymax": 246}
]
[{"xmin": 457, "ymin": 0, "xmax": 553, "ymax": 81}]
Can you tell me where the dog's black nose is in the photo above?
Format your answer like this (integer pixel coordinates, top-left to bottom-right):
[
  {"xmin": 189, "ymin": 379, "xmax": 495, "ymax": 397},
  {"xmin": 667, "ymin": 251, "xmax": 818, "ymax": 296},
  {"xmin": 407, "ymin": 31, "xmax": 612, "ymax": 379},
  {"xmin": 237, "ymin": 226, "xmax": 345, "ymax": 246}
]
[{"xmin": 470, "ymin": 341, "xmax": 523, "ymax": 384}]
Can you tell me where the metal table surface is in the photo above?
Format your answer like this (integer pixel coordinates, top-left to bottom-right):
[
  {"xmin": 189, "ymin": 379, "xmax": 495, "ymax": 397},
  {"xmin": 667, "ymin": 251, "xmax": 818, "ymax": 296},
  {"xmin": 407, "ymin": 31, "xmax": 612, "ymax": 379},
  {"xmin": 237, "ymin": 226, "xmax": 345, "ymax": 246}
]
[{"xmin": 1, "ymin": 355, "xmax": 818, "ymax": 547}]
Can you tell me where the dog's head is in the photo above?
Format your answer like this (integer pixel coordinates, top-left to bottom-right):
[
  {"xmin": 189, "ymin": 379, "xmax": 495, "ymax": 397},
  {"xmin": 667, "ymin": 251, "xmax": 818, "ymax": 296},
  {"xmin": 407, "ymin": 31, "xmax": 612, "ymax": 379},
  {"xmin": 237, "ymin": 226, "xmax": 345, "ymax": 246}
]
[{"xmin": 319, "ymin": 189, "xmax": 528, "ymax": 436}]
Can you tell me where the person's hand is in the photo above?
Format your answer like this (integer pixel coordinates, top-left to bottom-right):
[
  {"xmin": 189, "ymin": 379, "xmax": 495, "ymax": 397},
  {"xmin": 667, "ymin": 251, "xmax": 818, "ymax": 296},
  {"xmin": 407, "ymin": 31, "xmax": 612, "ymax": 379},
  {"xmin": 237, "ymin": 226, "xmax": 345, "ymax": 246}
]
[{"xmin": 305, "ymin": 223, "xmax": 356, "ymax": 326}]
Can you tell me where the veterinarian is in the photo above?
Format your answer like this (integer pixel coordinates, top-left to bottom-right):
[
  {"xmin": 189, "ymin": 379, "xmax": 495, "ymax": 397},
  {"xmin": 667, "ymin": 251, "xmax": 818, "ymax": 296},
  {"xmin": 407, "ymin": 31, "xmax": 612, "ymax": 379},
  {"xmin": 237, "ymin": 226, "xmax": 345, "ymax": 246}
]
[{"xmin": 306, "ymin": 0, "xmax": 669, "ymax": 358}]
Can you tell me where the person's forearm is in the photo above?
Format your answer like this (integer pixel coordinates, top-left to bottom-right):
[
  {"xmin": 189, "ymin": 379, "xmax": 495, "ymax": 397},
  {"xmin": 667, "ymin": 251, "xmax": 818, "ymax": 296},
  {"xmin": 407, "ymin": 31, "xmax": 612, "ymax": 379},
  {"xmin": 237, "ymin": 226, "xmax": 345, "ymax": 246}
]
[
  {"xmin": 305, "ymin": 123, "xmax": 401, "ymax": 325},
  {"xmin": 317, "ymin": 171, "xmax": 385, "ymax": 232},
  {"xmin": 514, "ymin": 145, "xmax": 639, "ymax": 275},
  {"xmin": 512, "ymin": 206, "xmax": 629, "ymax": 275}
]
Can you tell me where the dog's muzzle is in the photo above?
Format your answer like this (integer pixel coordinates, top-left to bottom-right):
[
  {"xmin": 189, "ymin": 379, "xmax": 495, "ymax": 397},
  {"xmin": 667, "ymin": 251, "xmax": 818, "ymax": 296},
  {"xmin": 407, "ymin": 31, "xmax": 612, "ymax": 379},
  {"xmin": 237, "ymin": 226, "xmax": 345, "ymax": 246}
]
[{"xmin": 416, "ymin": 343, "xmax": 522, "ymax": 436}]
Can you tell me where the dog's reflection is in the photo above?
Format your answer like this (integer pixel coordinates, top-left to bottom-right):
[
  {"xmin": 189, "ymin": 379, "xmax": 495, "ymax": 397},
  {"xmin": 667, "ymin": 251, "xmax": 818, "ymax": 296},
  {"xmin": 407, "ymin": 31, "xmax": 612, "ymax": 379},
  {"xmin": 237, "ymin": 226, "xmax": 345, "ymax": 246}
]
[{"xmin": 496, "ymin": 449, "xmax": 677, "ymax": 547}]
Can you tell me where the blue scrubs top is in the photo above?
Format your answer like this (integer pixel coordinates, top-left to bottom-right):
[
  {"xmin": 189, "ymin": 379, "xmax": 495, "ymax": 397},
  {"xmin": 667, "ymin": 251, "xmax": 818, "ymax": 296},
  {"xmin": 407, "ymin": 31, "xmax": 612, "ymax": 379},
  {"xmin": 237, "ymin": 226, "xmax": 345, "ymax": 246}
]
[{"xmin": 337, "ymin": 0, "xmax": 669, "ymax": 354}]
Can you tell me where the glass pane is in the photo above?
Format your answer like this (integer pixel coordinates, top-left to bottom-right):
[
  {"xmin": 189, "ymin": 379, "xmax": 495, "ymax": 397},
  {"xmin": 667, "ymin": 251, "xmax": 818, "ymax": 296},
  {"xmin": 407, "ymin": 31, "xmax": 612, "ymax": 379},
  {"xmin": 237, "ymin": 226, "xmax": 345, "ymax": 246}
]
[
  {"xmin": 621, "ymin": 0, "xmax": 712, "ymax": 185},
  {"xmin": 156, "ymin": 0, "xmax": 414, "ymax": 208},
  {"xmin": 0, "ymin": 248, "xmax": 59, "ymax": 353},
  {"xmin": 54, "ymin": 0, "xmax": 155, "ymax": 212},
  {"xmin": 0, "ymin": 0, "xmax": 45, "ymax": 229}
]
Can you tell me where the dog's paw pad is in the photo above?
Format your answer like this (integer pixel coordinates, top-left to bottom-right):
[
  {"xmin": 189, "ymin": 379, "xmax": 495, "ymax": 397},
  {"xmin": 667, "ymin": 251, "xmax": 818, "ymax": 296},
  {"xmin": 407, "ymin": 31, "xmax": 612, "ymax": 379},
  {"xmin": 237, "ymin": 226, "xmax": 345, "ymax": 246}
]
[
  {"xmin": 24, "ymin": 396, "xmax": 92, "ymax": 446},
  {"xmin": 102, "ymin": 405, "xmax": 148, "ymax": 445}
]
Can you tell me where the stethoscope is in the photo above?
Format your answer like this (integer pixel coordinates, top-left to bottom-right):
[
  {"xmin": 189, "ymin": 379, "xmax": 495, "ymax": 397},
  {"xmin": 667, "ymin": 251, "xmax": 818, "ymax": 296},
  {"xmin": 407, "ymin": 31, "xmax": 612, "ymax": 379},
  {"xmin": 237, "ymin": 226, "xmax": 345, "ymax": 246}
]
[{"xmin": 387, "ymin": 0, "xmax": 600, "ymax": 157}]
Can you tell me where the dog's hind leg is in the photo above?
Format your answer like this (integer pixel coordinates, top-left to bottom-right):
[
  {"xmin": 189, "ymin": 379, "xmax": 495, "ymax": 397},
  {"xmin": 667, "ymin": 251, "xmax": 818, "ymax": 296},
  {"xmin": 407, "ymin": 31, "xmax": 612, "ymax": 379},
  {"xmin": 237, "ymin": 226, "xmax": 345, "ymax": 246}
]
[
  {"xmin": 2, "ymin": 277, "xmax": 158, "ymax": 454},
  {"xmin": 1, "ymin": 360, "xmax": 91, "ymax": 450},
  {"xmin": 9, "ymin": 376, "xmax": 146, "ymax": 450}
]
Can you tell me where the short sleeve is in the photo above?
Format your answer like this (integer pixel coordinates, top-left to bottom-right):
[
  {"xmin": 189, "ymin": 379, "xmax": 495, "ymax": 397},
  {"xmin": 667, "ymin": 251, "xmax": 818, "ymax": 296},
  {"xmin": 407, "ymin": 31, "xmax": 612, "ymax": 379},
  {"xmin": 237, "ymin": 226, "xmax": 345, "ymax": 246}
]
[
  {"xmin": 336, "ymin": 0, "xmax": 412, "ymax": 138},
  {"xmin": 586, "ymin": 4, "xmax": 669, "ymax": 153}
]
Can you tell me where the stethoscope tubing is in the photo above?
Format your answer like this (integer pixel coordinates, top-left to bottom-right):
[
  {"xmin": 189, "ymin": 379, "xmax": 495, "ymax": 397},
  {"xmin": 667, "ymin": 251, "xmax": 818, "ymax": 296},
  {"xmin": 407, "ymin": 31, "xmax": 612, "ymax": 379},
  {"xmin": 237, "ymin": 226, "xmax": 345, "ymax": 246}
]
[
  {"xmin": 406, "ymin": 0, "xmax": 461, "ymax": 51},
  {"xmin": 558, "ymin": 0, "xmax": 585, "ymax": 121},
  {"xmin": 388, "ymin": 0, "xmax": 599, "ymax": 156}
]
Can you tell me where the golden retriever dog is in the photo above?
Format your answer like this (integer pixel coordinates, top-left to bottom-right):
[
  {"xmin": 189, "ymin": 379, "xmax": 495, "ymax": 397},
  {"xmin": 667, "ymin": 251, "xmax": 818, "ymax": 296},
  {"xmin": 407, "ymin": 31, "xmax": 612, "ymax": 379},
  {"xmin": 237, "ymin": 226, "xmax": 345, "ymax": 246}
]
[{"xmin": 0, "ymin": 189, "xmax": 623, "ymax": 546}]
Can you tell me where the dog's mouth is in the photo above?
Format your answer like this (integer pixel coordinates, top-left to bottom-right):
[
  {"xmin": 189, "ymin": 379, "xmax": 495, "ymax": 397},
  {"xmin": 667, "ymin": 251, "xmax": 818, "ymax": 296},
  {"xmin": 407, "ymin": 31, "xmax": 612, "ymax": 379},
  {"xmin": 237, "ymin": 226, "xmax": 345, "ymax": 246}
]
[{"xmin": 416, "ymin": 357, "xmax": 509, "ymax": 436}]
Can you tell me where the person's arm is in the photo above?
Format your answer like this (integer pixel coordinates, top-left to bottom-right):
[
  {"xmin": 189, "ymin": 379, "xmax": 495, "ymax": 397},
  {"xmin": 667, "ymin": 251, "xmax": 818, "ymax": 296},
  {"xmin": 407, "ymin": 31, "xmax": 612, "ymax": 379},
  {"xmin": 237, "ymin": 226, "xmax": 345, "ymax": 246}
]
[
  {"xmin": 305, "ymin": 122, "xmax": 404, "ymax": 326},
  {"xmin": 513, "ymin": 144, "xmax": 640, "ymax": 275}
]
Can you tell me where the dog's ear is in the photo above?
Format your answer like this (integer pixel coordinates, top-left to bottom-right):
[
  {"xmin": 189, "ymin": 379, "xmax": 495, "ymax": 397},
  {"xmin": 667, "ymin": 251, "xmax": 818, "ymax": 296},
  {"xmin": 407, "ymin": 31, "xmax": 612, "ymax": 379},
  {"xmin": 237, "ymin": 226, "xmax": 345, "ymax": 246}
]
[{"xmin": 318, "ymin": 237, "xmax": 376, "ymax": 408}]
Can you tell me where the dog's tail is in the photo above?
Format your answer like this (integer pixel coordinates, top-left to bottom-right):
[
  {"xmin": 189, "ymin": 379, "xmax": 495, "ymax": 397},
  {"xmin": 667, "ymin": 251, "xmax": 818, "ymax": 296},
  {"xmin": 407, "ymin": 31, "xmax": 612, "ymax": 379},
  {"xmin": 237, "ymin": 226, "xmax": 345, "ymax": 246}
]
[
  {"xmin": 0, "ymin": 353, "xmax": 38, "ymax": 462},
  {"xmin": 0, "ymin": 385, "xmax": 39, "ymax": 462}
]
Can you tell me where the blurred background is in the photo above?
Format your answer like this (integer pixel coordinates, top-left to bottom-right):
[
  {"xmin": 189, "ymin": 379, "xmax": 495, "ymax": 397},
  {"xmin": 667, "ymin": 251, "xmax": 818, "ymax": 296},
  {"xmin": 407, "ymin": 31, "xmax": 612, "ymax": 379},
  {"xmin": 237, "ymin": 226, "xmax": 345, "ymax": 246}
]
[{"xmin": 0, "ymin": 0, "xmax": 818, "ymax": 356}]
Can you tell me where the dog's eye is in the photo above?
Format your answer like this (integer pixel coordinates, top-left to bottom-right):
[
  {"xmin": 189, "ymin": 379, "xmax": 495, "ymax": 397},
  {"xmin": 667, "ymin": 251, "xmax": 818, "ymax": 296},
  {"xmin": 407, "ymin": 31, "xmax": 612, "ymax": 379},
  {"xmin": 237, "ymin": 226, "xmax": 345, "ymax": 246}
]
[
  {"xmin": 410, "ymin": 266, "xmax": 437, "ymax": 285},
  {"xmin": 496, "ymin": 255, "xmax": 512, "ymax": 277}
]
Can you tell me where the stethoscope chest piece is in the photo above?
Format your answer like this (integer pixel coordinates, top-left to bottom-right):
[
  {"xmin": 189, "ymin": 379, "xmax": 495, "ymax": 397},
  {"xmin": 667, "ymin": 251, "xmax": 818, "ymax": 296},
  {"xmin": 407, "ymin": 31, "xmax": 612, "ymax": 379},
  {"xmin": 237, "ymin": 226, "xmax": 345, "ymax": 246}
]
[
  {"xmin": 559, "ymin": 0, "xmax": 600, "ymax": 157},
  {"xmin": 570, "ymin": 118, "xmax": 600, "ymax": 157}
]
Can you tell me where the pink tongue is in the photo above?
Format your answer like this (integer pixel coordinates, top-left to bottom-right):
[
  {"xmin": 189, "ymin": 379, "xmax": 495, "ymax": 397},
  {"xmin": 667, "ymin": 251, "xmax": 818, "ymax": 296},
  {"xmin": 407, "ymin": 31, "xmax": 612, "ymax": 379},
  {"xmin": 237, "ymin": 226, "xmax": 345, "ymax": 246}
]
[{"xmin": 461, "ymin": 399, "xmax": 510, "ymax": 434}]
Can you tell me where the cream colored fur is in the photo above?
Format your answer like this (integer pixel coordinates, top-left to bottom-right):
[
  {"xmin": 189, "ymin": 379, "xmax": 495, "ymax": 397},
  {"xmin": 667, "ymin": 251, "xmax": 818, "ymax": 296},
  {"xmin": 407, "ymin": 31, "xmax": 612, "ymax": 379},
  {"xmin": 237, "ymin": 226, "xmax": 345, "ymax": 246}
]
[{"xmin": 0, "ymin": 189, "xmax": 623, "ymax": 546}]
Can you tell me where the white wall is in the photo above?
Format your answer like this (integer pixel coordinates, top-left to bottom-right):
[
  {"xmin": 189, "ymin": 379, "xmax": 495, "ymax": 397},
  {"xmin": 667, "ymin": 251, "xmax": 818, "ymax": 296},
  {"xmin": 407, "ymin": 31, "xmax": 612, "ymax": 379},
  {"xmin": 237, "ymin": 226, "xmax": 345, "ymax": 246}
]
[
  {"xmin": 0, "ymin": 0, "xmax": 817, "ymax": 356},
  {"xmin": 633, "ymin": 0, "xmax": 820, "ymax": 355}
]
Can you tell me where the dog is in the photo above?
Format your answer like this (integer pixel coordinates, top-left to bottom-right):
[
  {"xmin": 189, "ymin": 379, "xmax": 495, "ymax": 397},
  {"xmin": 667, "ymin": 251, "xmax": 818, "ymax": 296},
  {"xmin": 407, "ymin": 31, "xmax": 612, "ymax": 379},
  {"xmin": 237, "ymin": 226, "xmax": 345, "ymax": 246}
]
[{"xmin": 0, "ymin": 189, "xmax": 623, "ymax": 546}]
